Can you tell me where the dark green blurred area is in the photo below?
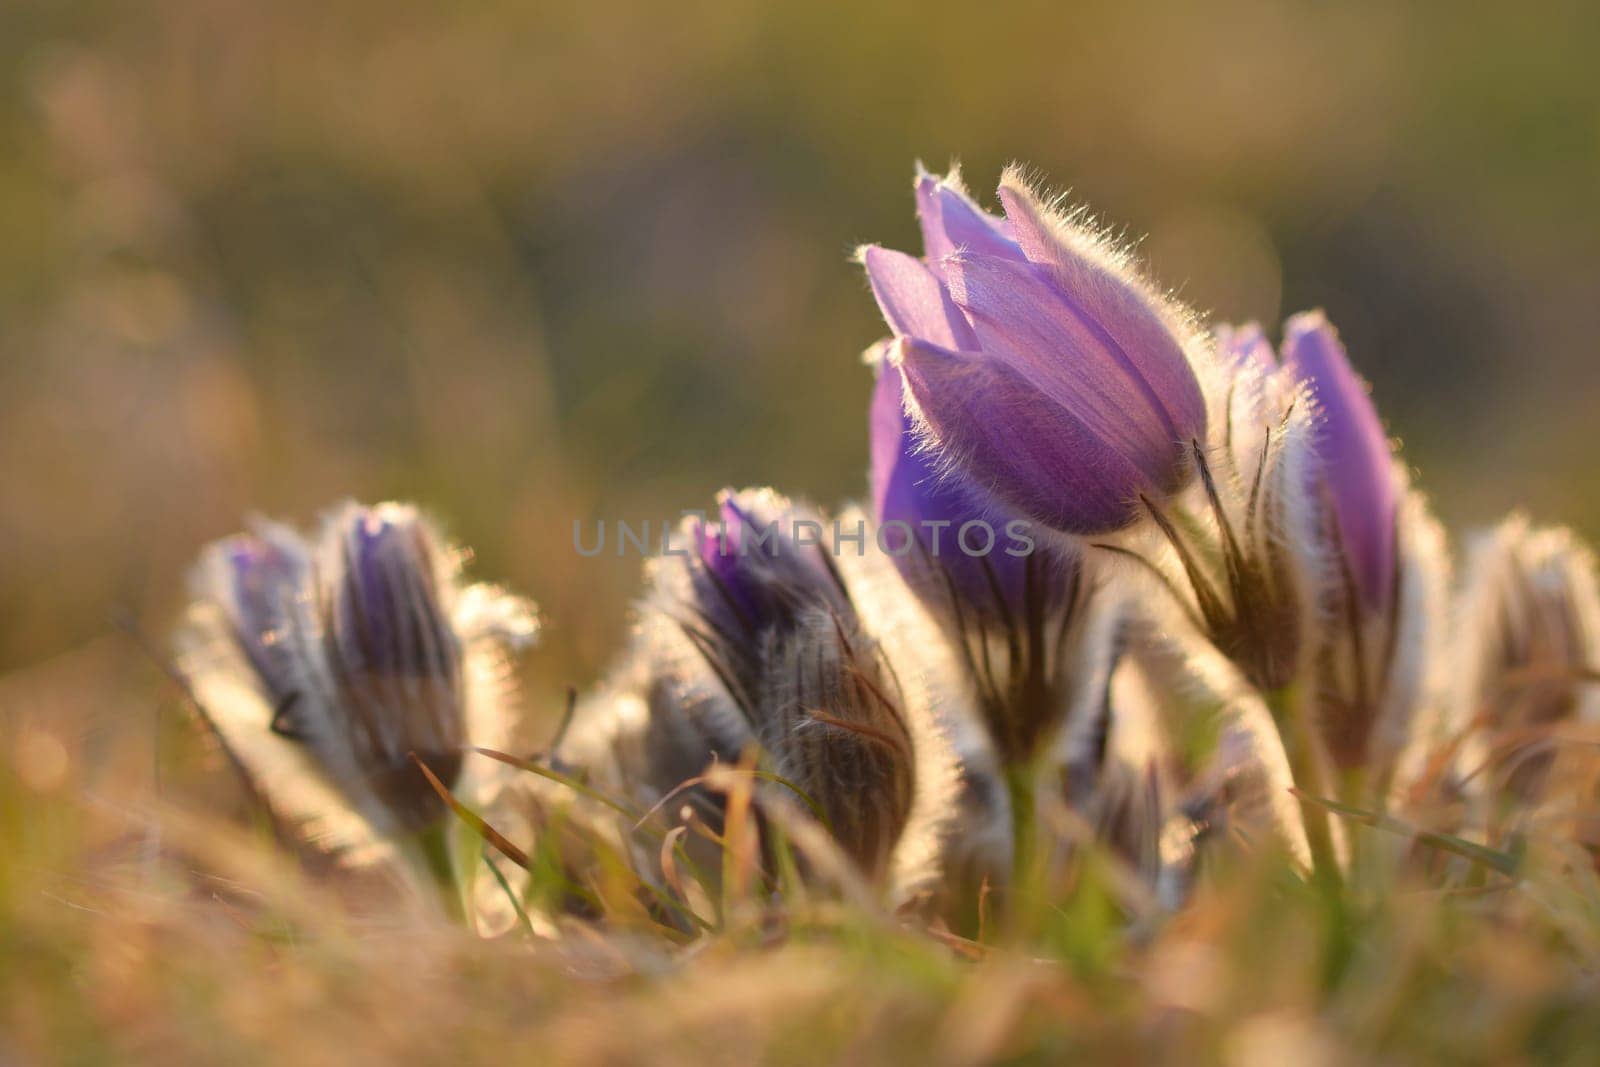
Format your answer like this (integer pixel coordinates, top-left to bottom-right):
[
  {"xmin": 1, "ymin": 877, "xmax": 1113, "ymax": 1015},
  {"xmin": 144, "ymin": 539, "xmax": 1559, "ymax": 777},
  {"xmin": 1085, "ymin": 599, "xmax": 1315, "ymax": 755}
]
[{"xmin": 2, "ymin": 0, "xmax": 1598, "ymax": 712}]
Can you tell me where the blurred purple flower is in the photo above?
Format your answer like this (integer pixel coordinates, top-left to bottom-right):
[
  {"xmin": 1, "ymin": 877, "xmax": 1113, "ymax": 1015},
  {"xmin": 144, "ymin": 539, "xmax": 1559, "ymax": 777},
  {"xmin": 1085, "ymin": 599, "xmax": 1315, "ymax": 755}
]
[
  {"xmin": 328, "ymin": 503, "xmax": 463, "ymax": 698},
  {"xmin": 323, "ymin": 502, "xmax": 467, "ymax": 821},
  {"xmin": 1282, "ymin": 311, "xmax": 1397, "ymax": 609},
  {"xmin": 184, "ymin": 500, "xmax": 538, "ymax": 856},
  {"xmin": 213, "ymin": 528, "xmax": 309, "ymax": 706},
  {"xmin": 861, "ymin": 168, "xmax": 1206, "ymax": 536}
]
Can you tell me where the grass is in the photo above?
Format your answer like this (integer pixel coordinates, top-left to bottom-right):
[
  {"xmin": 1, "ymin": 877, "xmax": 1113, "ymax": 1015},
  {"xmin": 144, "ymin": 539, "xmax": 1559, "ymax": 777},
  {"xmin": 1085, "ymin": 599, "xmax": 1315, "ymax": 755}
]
[{"xmin": 6, "ymin": 708, "xmax": 1600, "ymax": 1066}]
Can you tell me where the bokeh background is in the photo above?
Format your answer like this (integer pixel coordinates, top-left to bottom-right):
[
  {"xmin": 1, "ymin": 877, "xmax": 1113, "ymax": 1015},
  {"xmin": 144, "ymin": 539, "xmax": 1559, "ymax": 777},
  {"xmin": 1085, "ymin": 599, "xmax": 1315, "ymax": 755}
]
[{"xmin": 3, "ymin": 0, "xmax": 1599, "ymax": 796}]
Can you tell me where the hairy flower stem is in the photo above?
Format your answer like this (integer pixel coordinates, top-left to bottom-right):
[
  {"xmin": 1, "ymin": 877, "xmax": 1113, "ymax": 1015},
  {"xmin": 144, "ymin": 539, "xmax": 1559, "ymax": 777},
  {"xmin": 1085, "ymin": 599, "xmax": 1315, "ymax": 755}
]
[{"xmin": 1269, "ymin": 685, "xmax": 1344, "ymax": 886}]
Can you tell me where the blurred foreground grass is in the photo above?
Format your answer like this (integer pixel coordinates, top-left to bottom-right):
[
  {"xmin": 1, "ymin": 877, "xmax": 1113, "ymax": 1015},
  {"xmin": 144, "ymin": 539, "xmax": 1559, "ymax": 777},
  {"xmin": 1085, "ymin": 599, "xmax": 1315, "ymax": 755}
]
[{"xmin": 6, "ymin": 735, "xmax": 1600, "ymax": 1064}]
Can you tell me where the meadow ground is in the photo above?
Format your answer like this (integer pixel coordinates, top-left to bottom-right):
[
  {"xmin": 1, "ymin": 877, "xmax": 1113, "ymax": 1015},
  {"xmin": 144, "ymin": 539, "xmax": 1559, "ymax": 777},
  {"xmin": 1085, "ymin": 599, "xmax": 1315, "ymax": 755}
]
[{"xmin": 4, "ymin": 669, "xmax": 1600, "ymax": 1065}]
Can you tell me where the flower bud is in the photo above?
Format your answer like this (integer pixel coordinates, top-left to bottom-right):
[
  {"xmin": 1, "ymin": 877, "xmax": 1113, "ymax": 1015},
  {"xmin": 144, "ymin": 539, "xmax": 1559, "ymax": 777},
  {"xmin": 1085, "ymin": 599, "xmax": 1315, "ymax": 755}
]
[
  {"xmin": 1143, "ymin": 314, "xmax": 1447, "ymax": 790},
  {"xmin": 861, "ymin": 166, "xmax": 1207, "ymax": 536},
  {"xmin": 1453, "ymin": 516, "xmax": 1600, "ymax": 800},
  {"xmin": 1269, "ymin": 316, "xmax": 1449, "ymax": 781},
  {"xmin": 590, "ymin": 488, "xmax": 921, "ymax": 882},
  {"xmin": 194, "ymin": 521, "xmax": 316, "ymax": 716},
  {"xmin": 321, "ymin": 502, "xmax": 470, "ymax": 828},
  {"xmin": 1282, "ymin": 312, "xmax": 1397, "ymax": 612},
  {"xmin": 869, "ymin": 357, "xmax": 1107, "ymax": 769}
]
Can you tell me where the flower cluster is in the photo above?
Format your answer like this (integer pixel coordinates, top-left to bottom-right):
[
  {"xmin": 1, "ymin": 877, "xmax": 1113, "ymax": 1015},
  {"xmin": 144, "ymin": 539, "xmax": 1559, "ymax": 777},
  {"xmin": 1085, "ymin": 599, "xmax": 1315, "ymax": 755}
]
[
  {"xmin": 177, "ymin": 164, "xmax": 1600, "ymax": 936},
  {"xmin": 178, "ymin": 502, "xmax": 538, "ymax": 924}
]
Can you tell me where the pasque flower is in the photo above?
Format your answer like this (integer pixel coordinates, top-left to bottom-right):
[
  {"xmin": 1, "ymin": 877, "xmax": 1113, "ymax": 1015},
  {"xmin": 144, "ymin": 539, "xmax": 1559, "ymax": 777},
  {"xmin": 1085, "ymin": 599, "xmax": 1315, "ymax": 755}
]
[
  {"xmin": 1282, "ymin": 311, "xmax": 1398, "ymax": 611},
  {"xmin": 1450, "ymin": 516, "xmax": 1600, "ymax": 804},
  {"xmin": 1277, "ymin": 315, "xmax": 1446, "ymax": 780},
  {"xmin": 868, "ymin": 360, "xmax": 1106, "ymax": 762},
  {"xmin": 321, "ymin": 504, "xmax": 473, "ymax": 823},
  {"xmin": 1191, "ymin": 314, "xmax": 1447, "ymax": 788},
  {"xmin": 1074, "ymin": 314, "xmax": 1321, "ymax": 700},
  {"xmin": 179, "ymin": 501, "xmax": 538, "ymax": 864},
  {"xmin": 578, "ymin": 488, "xmax": 921, "ymax": 882},
  {"xmin": 861, "ymin": 166, "xmax": 1208, "ymax": 536}
]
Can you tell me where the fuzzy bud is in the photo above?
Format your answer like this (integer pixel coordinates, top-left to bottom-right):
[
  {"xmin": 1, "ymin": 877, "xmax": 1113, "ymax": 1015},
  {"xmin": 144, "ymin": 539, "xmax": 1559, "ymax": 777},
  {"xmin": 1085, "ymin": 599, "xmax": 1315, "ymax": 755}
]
[{"xmin": 862, "ymin": 166, "xmax": 1206, "ymax": 536}]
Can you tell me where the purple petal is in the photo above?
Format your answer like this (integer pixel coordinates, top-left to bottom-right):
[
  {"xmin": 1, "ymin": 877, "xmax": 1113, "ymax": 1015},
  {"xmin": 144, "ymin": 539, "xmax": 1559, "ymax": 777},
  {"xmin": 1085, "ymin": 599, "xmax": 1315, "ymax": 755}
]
[
  {"xmin": 915, "ymin": 171, "xmax": 1022, "ymax": 263},
  {"xmin": 893, "ymin": 338, "xmax": 1149, "ymax": 534},
  {"xmin": 331, "ymin": 503, "xmax": 461, "ymax": 688},
  {"xmin": 868, "ymin": 364, "xmax": 921, "ymax": 541},
  {"xmin": 996, "ymin": 180, "xmax": 1207, "ymax": 446},
  {"xmin": 687, "ymin": 488, "xmax": 849, "ymax": 643},
  {"xmin": 693, "ymin": 495, "xmax": 761, "ymax": 625},
  {"xmin": 940, "ymin": 251, "xmax": 1191, "ymax": 494},
  {"xmin": 1281, "ymin": 312, "xmax": 1397, "ymax": 609},
  {"xmin": 225, "ymin": 536, "xmax": 297, "ymax": 630},
  {"xmin": 871, "ymin": 364, "xmax": 1024, "ymax": 612},
  {"xmin": 861, "ymin": 246, "xmax": 977, "ymax": 351},
  {"xmin": 1216, "ymin": 321, "xmax": 1276, "ymax": 372},
  {"xmin": 217, "ymin": 531, "xmax": 307, "ymax": 696}
]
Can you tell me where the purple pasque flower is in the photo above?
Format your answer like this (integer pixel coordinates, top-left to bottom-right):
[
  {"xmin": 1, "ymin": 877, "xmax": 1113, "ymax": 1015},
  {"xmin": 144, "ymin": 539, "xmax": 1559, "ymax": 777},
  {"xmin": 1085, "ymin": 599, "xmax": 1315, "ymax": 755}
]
[
  {"xmin": 861, "ymin": 166, "xmax": 1207, "ymax": 536},
  {"xmin": 654, "ymin": 487, "xmax": 917, "ymax": 878},
  {"xmin": 1196, "ymin": 314, "xmax": 1401, "ymax": 677},
  {"xmin": 182, "ymin": 500, "xmax": 538, "ymax": 878},
  {"xmin": 1205, "ymin": 314, "xmax": 1435, "ymax": 781},
  {"xmin": 871, "ymin": 358, "xmax": 1101, "ymax": 765},
  {"xmin": 184, "ymin": 501, "xmax": 539, "ymax": 840},
  {"xmin": 328, "ymin": 503, "xmax": 462, "ymax": 690},
  {"xmin": 1281, "ymin": 311, "xmax": 1397, "ymax": 611},
  {"xmin": 322, "ymin": 502, "xmax": 468, "ymax": 822}
]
